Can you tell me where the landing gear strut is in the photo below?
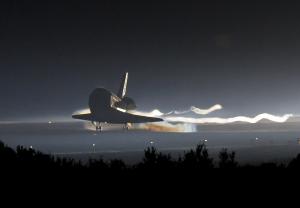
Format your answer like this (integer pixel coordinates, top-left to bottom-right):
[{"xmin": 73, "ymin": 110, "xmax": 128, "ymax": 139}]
[
  {"xmin": 96, "ymin": 125, "xmax": 102, "ymax": 132},
  {"xmin": 123, "ymin": 123, "xmax": 130, "ymax": 130},
  {"xmin": 92, "ymin": 121, "xmax": 102, "ymax": 132}
]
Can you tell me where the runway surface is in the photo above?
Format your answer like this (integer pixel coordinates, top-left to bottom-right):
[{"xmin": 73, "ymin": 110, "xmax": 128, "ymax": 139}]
[{"xmin": 1, "ymin": 121, "xmax": 300, "ymax": 164}]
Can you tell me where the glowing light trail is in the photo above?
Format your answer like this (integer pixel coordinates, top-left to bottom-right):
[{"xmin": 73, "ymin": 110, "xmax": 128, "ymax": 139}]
[
  {"xmin": 164, "ymin": 113, "xmax": 293, "ymax": 124},
  {"xmin": 174, "ymin": 104, "xmax": 223, "ymax": 115}
]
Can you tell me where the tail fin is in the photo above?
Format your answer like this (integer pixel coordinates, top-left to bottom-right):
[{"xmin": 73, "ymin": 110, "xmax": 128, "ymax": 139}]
[{"xmin": 117, "ymin": 72, "xmax": 128, "ymax": 98}]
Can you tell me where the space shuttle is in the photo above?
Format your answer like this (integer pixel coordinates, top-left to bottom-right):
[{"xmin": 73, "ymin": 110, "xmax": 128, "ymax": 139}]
[{"xmin": 72, "ymin": 72, "xmax": 163, "ymax": 131}]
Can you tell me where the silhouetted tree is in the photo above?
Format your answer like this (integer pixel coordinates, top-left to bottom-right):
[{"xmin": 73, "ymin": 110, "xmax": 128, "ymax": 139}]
[
  {"xmin": 156, "ymin": 152, "xmax": 174, "ymax": 169},
  {"xmin": 109, "ymin": 159, "xmax": 127, "ymax": 171},
  {"xmin": 15, "ymin": 145, "xmax": 58, "ymax": 169},
  {"xmin": 0, "ymin": 141, "xmax": 17, "ymax": 168},
  {"xmin": 88, "ymin": 158, "xmax": 109, "ymax": 170},
  {"xmin": 143, "ymin": 147, "xmax": 158, "ymax": 167},
  {"xmin": 137, "ymin": 147, "xmax": 174, "ymax": 170},
  {"xmin": 218, "ymin": 149, "xmax": 238, "ymax": 169},
  {"xmin": 182, "ymin": 143, "xmax": 214, "ymax": 169},
  {"xmin": 288, "ymin": 154, "xmax": 300, "ymax": 169},
  {"xmin": 259, "ymin": 162, "xmax": 284, "ymax": 169}
]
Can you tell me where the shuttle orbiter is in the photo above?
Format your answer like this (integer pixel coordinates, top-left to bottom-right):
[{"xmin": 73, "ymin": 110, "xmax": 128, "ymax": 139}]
[{"xmin": 72, "ymin": 72, "xmax": 163, "ymax": 131}]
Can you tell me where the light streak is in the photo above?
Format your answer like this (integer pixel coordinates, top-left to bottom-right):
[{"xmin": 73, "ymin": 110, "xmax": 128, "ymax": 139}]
[
  {"xmin": 164, "ymin": 113, "xmax": 293, "ymax": 124},
  {"xmin": 174, "ymin": 104, "xmax": 223, "ymax": 115}
]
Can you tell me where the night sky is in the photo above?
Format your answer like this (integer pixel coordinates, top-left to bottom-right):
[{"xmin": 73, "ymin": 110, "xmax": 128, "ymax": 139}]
[{"xmin": 1, "ymin": 0, "xmax": 300, "ymax": 121}]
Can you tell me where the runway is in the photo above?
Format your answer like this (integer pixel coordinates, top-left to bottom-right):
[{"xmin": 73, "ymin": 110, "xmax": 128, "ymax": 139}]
[{"xmin": 1, "ymin": 121, "xmax": 300, "ymax": 164}]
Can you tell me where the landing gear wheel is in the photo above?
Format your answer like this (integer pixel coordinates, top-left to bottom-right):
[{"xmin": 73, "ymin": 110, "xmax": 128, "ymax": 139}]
[
  {"xmin": 96, "ymin": 125, "xmax": 102, "ymax": 132},
  {"xmin": 124, "ymin": 123, "xmax": 129, "ymax": 131},
  {"xmin": 93, "ymin": 121, "xmax": 102, "ymax": 132}
]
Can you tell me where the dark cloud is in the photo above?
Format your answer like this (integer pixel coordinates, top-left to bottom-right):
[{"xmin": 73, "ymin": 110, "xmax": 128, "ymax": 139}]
[
  {"xmin": 0, "ymin": 0, "xmax": 300, "ymax": 120},
  {"xmin": 215, "ymin": 34, "xmax": 232, "ymax": 49}
]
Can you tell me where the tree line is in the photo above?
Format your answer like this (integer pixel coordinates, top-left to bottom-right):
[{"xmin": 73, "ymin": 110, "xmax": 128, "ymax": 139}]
[{"xmin": 1, "ymin": 140, "xmax": 300, "ymax": 171}]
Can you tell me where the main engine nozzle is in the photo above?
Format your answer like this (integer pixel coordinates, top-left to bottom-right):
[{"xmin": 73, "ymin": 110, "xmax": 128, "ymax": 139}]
[{"xmin": 114, "ymin": 97, "xmax": 136, "ymax": 111}]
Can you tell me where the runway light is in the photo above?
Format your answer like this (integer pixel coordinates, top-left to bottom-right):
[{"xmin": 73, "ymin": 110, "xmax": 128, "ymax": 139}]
[
  {"xmin": 92, "ymin": 144, "xmax": 96, "ymax": 153},
  {"xmin": 202, "ymin": 139, "xmax": 208, "ymax": 143}
]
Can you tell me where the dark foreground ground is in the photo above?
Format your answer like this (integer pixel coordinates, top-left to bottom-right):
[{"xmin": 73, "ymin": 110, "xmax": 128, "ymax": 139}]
[{"xmin": 2, "ymin": 140, "xmax": 300, "ymax": 199}]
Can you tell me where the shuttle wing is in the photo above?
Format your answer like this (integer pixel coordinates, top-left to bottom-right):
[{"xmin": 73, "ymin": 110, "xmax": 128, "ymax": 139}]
[
  {"xmin": 72, "ymin": 108, "xmax": 163, "ymax": 123},
  {"xmin": 72, "ymin": 113, "xmax": 93, "ymax": 121}
]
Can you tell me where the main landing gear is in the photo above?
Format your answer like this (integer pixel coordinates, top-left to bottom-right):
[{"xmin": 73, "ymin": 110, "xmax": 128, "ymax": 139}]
[
  {"xmin": 96, "ymin": 125, "xmax": 102, "ymax": 132},
  {"xmin": 92, "ymin": 122, "xmax": 130, "ymax": 131},
  {"xmin": 92, "ymin": 121, "xmax": 103, "ymax": 132},
  {"xmin": 123, "ymin": 123, "xmax": 130, "ymax": 131}
]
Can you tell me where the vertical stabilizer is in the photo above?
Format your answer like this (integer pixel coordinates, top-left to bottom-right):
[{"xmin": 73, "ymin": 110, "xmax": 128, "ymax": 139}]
[{"xmin": 117, "ymin": 72, "xmax": 128, "ymax": 98}]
